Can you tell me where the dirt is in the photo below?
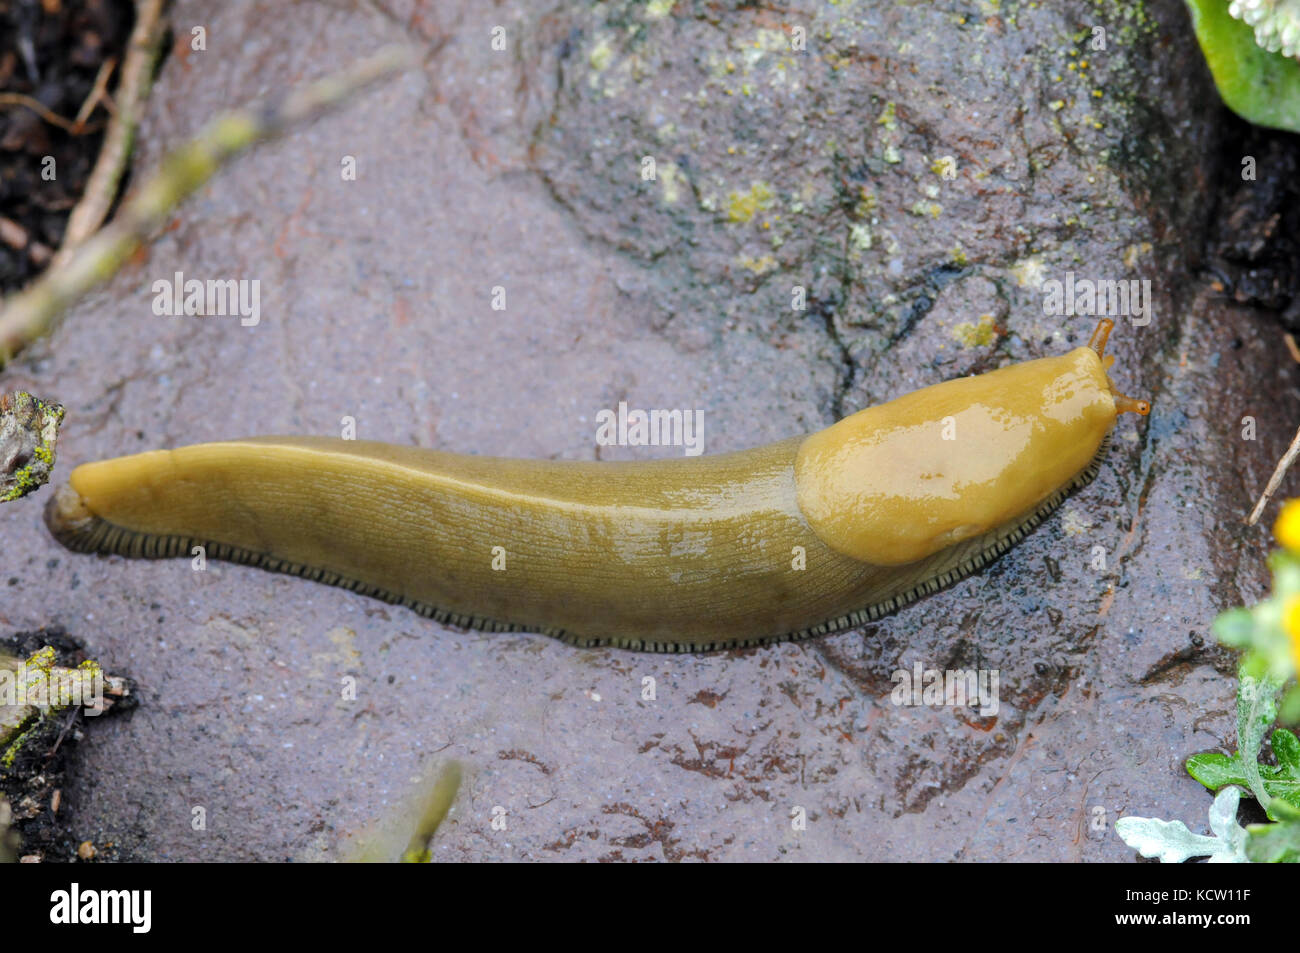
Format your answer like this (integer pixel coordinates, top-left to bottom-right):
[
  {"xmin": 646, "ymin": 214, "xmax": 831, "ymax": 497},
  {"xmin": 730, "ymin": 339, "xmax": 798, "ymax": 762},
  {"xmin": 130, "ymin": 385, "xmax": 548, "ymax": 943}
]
[
  {"xmin": 0, "ymin": 625, "xmax": 135, "ymax": 862},
  {"xmin": 0, "ymin": 0, "xmax": 136, "ymax": 292},
  {"xmin": 0, "ymin": 0, "xmax": 1297, "ymax": 861},
  {"xmin": 1201, "ymin": 115, "xmax": 1300, "ymax": 323}
]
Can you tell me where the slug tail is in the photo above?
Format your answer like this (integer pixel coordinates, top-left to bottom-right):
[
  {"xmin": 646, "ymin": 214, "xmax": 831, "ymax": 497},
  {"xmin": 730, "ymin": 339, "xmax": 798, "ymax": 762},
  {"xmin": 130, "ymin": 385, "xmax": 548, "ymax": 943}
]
[{"xmin": 43, "ymin": 483, "xmax": 558, "ymax": 639}]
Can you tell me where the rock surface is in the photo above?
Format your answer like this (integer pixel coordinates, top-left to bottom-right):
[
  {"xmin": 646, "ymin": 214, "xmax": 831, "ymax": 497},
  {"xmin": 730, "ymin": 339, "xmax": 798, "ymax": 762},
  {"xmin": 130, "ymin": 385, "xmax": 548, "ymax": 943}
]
[{"xmin": 0, "ymin": 0, "xmax": 1296, "ymax": 860}]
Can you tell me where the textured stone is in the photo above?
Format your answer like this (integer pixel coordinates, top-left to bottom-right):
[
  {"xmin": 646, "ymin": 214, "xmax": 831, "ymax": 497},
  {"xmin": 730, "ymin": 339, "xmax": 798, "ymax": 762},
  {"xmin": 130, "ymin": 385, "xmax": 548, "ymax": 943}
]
[{"xmin": 0, "ymin": 0, "xmax": 1293, "ymax": 861}]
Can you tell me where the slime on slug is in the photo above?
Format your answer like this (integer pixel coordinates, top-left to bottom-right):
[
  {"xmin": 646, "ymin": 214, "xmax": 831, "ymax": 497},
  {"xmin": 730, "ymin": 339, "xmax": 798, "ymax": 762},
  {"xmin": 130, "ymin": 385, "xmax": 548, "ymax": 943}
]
[{"xmin": 44, "ymin": 318, "xmax": 1149, "ymax": 652}]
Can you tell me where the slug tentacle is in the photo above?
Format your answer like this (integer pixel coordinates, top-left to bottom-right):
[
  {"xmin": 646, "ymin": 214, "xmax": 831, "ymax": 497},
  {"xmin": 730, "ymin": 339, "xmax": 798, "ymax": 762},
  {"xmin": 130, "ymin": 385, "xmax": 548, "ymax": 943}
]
[
  {"xmin": 1088, "ymin": 316, "xmax": 1151, "ymax": 417},
  {"xmin": 1114, "ymin": 394, "xmax": 1151, "ymax": 416},
  {"xmin": 1088, "ymin": 317, "xmax": 1115, "ymax": 356},
  {"xmin": 43, "ymin": 319, "xmax": 1147, "ymax": 653}
]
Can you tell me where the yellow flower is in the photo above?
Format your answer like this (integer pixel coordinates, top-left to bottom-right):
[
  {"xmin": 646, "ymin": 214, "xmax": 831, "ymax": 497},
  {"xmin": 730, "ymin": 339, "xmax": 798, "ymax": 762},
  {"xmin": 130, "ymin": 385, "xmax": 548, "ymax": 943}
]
[
  {"xmin": 1286, "ymin": 596, "xmax": 1300, "ymax": 674},
  {"xmin": 1275, "ymin": 499, "xmax": 1300, "ymax": 552}
]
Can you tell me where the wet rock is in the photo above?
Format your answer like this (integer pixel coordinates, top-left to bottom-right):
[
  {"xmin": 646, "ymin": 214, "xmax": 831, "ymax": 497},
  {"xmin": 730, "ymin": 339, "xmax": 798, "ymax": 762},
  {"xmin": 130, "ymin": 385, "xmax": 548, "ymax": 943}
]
[{"xmin": 0, "ymin": 0, "xmax": 1294, "ymax": 861}]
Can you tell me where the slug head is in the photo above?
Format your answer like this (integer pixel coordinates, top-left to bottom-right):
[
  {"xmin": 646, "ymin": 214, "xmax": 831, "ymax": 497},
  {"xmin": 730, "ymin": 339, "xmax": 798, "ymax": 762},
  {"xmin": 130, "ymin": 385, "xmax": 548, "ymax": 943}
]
[{"xmin": 795, "ymin": 318, "xmax": 1149, "ymax": 566}]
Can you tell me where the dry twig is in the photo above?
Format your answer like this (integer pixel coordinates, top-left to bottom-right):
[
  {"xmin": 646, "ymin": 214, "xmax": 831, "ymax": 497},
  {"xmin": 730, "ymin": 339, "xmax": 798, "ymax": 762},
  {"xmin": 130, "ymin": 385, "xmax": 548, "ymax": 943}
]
[
  {"xmin": 0, "ymin": 92, "xmax": 102, "ymax": 135},
  {"xmin": 55, "ymin": 0, "xmax": 168, "ymax": 261},
  {"xmin": 1248, "ymin": 423, "xmax": 1300, "ymax": 525}
]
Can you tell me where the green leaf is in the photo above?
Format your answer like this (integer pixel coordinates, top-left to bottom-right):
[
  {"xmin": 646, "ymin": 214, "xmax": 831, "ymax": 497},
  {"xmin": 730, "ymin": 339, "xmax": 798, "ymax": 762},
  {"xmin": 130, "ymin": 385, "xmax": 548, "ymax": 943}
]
[
  {"xmin": 1186, "ymin": 0, "xmax": 1300, "ymax": 132},
  {"xmin": 1187, "ymin": 727, "xmax": 1300, "ymax": 819},
  {"xmin": 1187, "ymin": 752, "xmax": 1245, "ymax": 789},
  {"xmin": 1117, "ymin": 788, "xmax": 1249, "ymax": 863},
  {"xmin": 1273, "ymin": 726, "xmax": 1300, "ymax": 764},
  {"xmin": 1239, "ymin": 672, "xmax": 1283, "ymax": 811},
  {"xmin": 1212, "ymin": 607, "xmax": 1256, "ymax": 648},
  {"xmin": 1271, "ymin": 550, "xmax": 1300, "ymax": 587},
  {"xmin": 1245, "ymin": 818, "xmax": 1300, "ymax": 863},
  {"xmin": 1267, "ymin": 728, "xmax": 1300, "ymax": 809},
  {"xmin": 1239, "ymin": 650, "xmax": 1271, "ymax": 682},
  {"xmin": 1281, "ymin": 684, "xmax": 1300, "ymax": 724}
]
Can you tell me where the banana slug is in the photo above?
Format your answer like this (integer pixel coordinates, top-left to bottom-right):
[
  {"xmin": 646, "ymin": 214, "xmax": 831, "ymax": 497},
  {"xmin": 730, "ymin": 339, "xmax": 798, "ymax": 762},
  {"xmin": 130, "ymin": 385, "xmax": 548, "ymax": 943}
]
[{"xmin": 44, "ymin": 318, "xmax": 1148, "ymax": 652}]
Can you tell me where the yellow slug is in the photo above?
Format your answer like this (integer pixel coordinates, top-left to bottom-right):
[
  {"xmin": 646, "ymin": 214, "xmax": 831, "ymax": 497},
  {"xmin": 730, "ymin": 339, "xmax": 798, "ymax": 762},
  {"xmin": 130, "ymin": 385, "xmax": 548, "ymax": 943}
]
[{"xmin": 44, "ymin": 318, "xmax": 1149, "ymax": 652}]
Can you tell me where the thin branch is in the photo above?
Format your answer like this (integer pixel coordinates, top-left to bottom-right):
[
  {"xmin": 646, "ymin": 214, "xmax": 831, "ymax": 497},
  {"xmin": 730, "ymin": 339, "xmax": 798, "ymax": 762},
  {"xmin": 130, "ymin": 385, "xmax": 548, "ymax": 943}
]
[
  {"xmin": 73, "ymin": 56, "xmax": 118, "ymax": 129},
  {"xmin": 0, "ymin": 44, "xmax": 417, "ymax": 368},
  {"xmin": 0, "ymin": 92, "xmax": 102, "ymax": 135},
  {"xmin": 1285, "ymin": 332, "xmax": 1300, "ymax": 365},
  {"xmin": 55, "ymin": 0, "xmax": 167, "ymax": 261},
  {"xmin": 1247, "ymin": 422, "xmax": 1300, "ymax": 525}
]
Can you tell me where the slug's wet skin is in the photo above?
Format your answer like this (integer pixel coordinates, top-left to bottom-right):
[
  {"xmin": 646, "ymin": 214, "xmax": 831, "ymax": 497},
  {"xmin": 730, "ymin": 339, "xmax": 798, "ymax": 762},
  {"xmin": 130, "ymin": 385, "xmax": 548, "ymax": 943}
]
[{"xmin": 45, "ymin": 318, "xmax": 1149, "ymax": 653}]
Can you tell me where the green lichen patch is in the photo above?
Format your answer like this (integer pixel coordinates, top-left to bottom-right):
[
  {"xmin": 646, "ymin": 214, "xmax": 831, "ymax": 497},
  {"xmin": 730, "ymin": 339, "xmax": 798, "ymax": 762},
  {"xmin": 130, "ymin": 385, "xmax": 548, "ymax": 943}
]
[
  {"xmin": 726, "ymin": 181, "xmax": 775, "ymax": 224},
  {"xmin": 0, "ymin": 391, "xmax": 65, "ymax": 504},
  {"xmin": 951, "ymin": 313, "xmax": 998, "ymax": 348}
]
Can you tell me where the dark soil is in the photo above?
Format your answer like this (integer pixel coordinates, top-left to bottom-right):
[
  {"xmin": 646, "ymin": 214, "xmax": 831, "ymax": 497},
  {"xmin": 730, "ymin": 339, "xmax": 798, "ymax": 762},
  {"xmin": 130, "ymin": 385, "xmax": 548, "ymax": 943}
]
[
  {"xmin": 1203, "ymin": 116, "xmax": 1300, "ymax": 327},
  {"xmin": 1, "ymin": 625, "xmax": 137, "ymax": 862},
  {"xmin": 0, "ymin": 0, "xmax": 135, "ymax": 293}
]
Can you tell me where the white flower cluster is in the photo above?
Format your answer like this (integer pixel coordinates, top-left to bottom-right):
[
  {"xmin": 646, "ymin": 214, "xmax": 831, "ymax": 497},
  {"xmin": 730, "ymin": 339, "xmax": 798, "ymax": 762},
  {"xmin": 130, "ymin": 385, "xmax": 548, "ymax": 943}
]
[{"xmin": 1228, "ymin": 0, "xmax": 1300, "ymax": 59}]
